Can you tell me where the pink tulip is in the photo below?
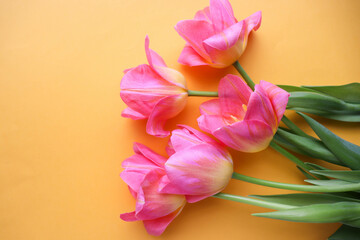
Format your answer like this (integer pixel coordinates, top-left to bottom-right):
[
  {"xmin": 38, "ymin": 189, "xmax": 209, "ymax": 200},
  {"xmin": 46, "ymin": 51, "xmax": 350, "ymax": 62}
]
[
  {"xmin": 120, "ymin": 36, "xmax": 188, "ymax": 137},
  {"xmin": 175, "ymin": 0, "xmax": 261, "ymax": 68},
  {"xmin": 120, "ymin": 143, "xmax": 186, "ymax": 236},
  {"xmin": 198, "ymin": 75, "xmax": 290, "ymax": 152},
  {"xmin": 160, "ymin": 125, "xmax": 233, "ymax": 203}
]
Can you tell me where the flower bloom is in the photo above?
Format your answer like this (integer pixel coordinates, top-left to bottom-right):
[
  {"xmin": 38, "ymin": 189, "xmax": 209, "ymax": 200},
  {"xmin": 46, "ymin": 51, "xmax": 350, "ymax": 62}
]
[
  {"xmin": 198, "ymin": 74, "xmax": 290, "ymax": 152},
  {"xmin": 120, "ymin": 36, "xmax": 188, "ymax": 137},
  {"xmin": 160, "ymin": 125, "xmax": 233, "ymax": 203},
  {"xmin": 120, "ymin": 143, "xmax": 186, "ymax": 236},
  {"xmin": 175, "ymin": 0, "xmax": 261, "ymax": 68}
]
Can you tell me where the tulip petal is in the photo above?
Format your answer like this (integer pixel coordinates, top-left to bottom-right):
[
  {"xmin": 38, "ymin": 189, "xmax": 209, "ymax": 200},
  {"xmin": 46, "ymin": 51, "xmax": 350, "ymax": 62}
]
[
  {"xmin": 169, "ymin": 125, "xmax": 220, "ymax": 153},
  {"xmin": 240, "ymin": 11, "xmax": 262, "ymax": 50},
  {"xmin": 120, "ymin": 211, "xmax": 138, "ymax": 222},
  {"xmin": 120, "ymin": 64, "xmax": 180, "ymax": 118},
  {"xmin": 197, "ymin": 114, "xmax": 227, "ymax": 135},
  {"xmin": 194, "ymin": 7, "xmax": 211, "ymax": 22},
  {"xmin": 145, "ymin": 35, "xmax": 167, "ymax": 69},
  {"xmin": 258, "ymin": 80, "xmax": 290, "ymax": 123},
  {"xmin": 144, "ymin": 36, "xmax": 187, "ymax": 89},
  {"xmin": 244, "ymin": 85, "xmax": 278, "ymax": 130},
  {"xmin": 143, "ymin": 206, "xmax": 184, "ymax": 236},
  {"xmin": 213, "ymin": 119, "xmax": 274, "ymax": 152},
  {"xmin": 121, "ymin": 107, "xmax": 147, "ymax": 120},
  {"xmin": 175, "ymin": 20, "xmax": 214, "ymax": 62},
  {"xmin": 218, "ymin": 74, "xmax": 252, "ymax": 120},
  {"xmin": 199, "ymin": 98, "xmax": 221, "ymax": 115},
  {"xmin": 133, "ymin": 142, "xmax": 167, "ymax": 167},
  {"xmin": 203, "ymin": 21, "xmax": 244, "ymax": 67},
  {"xmin": 209, "ymin": 0, "xmax": 237, "ymax": 33},
  {"xmin": 185, "ymin": 194, "xmax": 211, "ymax": 203},
  {"xmin": 146, "ymin": 93, "xmax": 188, "ymax": 137},
  {"xmin": 244, "ymin": 11, "xmax": 262, "ymax": 34},
  {"xmin": 135, "ymin": 171, "xmax": 185, "ymax": 220},
  {"xmin": 162, "ymin": 144, "xmax": 233, "ymax": 197},
  {"xmin": 178, "ymin": 45, "xmax": 209, "ymax": 67}
]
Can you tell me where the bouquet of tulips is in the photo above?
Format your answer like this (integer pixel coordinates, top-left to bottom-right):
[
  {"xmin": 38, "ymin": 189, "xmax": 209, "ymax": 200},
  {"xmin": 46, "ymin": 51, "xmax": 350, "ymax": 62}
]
[{"xmin": 119, "ymin": 0, "xmax": 360, "ymax": 238}]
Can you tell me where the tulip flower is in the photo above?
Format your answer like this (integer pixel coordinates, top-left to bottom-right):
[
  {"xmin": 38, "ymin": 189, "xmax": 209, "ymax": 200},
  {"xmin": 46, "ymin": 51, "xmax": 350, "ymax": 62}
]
[
  {"xmin": 175, "ymin": 0, "xmax": 261, "ymax": 68},
  {"xmin": 120, "ymin": 143, "xmax": 186, "ymax": 236},
  {"xmin": 120, "ymin": 36, "xmax": 188, "ymax": 137},
  {"xmin": 160, "ymin": 125, "xmax": 233, "ymax": 203},
  {"xmin": 198, "ymin": 74, "xmax": 290, "ymax": 152}
]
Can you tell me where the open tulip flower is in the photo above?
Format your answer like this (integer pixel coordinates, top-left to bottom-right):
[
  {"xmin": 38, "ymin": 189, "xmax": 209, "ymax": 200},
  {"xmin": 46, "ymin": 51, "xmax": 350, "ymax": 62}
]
[
  {"xmin": 120, "ymin": 143, "xmax": 186, "ymax": 236},
  {"xmin": 160, "ymin": 125, "xmax": 233, "ymax": 203},
  {"xmin": 120, "ymin": 36, "xmax": 188, "ymax": 137},
  {"xmin": 198, "ymin": 74, "xmax": 290, "ymax": 152},
  {"xmin": 175, "ymin": 0, "xmax": 261, "ymax": 68}
]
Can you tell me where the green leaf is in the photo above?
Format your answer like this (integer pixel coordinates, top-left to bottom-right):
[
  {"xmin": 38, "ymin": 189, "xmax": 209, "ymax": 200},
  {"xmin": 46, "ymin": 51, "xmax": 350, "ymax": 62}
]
[
  {"xmin": 253, "ymin": 202, "xmax": 360, "ymax": 223},
  {"xmin": 303, "ymin": 163, "xmax": 329, "ymax": 180},
  {"xmin": 288, "ymin": 108, "xmax": 360, "ymax": 122},
  {"xmin": 299, "ymin": 113, "xmax": 360, "ymax": 170},
  {"xmin": 304, "ymin": 83, "xmax": 360, "ymax": 104},
  {"xmin": 277, "ymin": 85, "xmax": 319, "ymax": 93},
  {"xmin": 276, "ymin": 128, "xmax": 342, "ymax": 165},
  {"xmin": 310, "ymin": 170, "xmax": 360, "ymax": 183},
  {"xmin": 297, "ymin": 166, "xmax": 317, "ymax": 180},
  {"xmin": 304, "ymin": 162, "xmax": 330, "ymax": 170},
  {"xmin": 328, "ymin": 224, "xmax": 360, "ymax": 240},
  {"xmin": 288, "ymin": 92, "xmax": 352, "ymax": 112},
  {"xmin": 250, "ymin": 193, "xmax": 360, "ymax": 206},
  {"xmin": 305, "ymin": 179, "xmax": 355, "ymax": 186}
]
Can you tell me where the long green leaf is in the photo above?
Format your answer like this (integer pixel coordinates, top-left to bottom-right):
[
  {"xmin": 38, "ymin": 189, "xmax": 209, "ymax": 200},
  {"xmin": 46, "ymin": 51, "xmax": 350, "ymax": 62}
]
[
  {"xmin": 288, "ymin": 92, "xmax": 353, "ymax": 112},
  {"xmin": 299, "ymin": 113, "xmax": 360, "ymax": 170},
  {"xmin": 253, "ymin": 202, "xmax": 360, "ymax": 223},
  {"xmin": 277, "ymin": 128, "xmax": 342, "ymax": 165},
  {"xmin": 304, "ymin": 83, "xmax": 360, "ymax": 104},
  {"xmin": 250, "ymin": 193, "xmax": 360, "ymax": 206},
  {"xmin": 310, "ymin": 170, "xmax": 360, "ymax": 183},
  {"xmin": 277, "ymin": 85, "xmax": 318, "ymax": 93}
]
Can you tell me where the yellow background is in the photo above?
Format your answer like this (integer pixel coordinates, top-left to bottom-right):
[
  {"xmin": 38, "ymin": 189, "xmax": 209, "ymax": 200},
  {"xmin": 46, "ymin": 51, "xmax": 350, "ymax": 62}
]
[{"xmin": 1, "ymin": 0, "xmax": 360, "ymax": 239}]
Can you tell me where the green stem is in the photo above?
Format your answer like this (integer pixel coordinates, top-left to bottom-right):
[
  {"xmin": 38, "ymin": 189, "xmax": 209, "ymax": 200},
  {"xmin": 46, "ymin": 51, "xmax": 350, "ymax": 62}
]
[
  {"xmin": 187, "ymin": 90, "xmax": 218, "ymax": 97},
  {"xmin": 270, "ymin": 141, "xmax": 312, "ymax": 172},
  {"xmin": 233, "ymin": 61, "xmax": 255, "ymax": 90},
  {"xmin": 232, "ymin": 172, "xmax": 360, "ymax": 192},
  {"xmin": 212, "ymin": 193, "xmax": 294, "ymax": 210}
]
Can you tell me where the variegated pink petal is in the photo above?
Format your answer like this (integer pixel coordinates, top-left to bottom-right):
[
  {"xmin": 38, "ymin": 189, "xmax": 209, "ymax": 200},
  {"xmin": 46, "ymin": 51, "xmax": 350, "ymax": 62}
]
[
  {"xmin": 258, "ymin": 80, "xmax": 290, "ymax": 123},
  {"xmin": 194, "ymin": 7, "xmax": 211, "ymax": 22},
  {"xmin": 175, "ymin": 20, "xmax": 214, "ymax": 62},
  {"xmin": 143, "ymin": 206, "xmax": 184, "ymax": 236},
  {"xmin": 162, "ymin": 144, "xmax": 233, "ymax": 197},
  {"xmin": 203, "ymin": 21, "xmax": 244, "ymax": 67},
  {"xmin": 213, "ymin": 119, "xmax": 274, "ymax": 152},
  {"xmin": 178, "ymin": 45, "xmax": 209, "ymax": 67},
  {"xmin": 199, "ymin": 98, "xmax": 221, "ymax": 116},
  {"xmin": 120, "ymin": 211, "xmax": 138, "ymax": 222},
  {"xmin": 218, "ymin": 74, "xmax": 251, "ymax": 120},
  {"xmin": 243, "ymin": 11, "xmax": 262, "ymax": 34},
  {"xmin": 135, "ymin": 171, "xmax": 185, "ymax": 220},
  {"xmin": 133, "ymin": 142, "xmax": 167, "ymax": 167},
  {"xmin": 244, "ymin": 84, "xmax": 278, "ymax": 130},
  {"xmin": 146, "ymin": 93, "xmax": 187, "ymax": 137},
  {"xmin": 169, "ymin": 125, "xmax": 219, "ymax": 153},
  {"xmin": 197, "ymin": 114, "xmax": 227, "ymax": 134},
  {"xmin": 144, "ymin": 36, "xmax": 187, "ymax": 89},
  {"xmin": 209, "ymin": 0, "xmax": 237, "ymax": 33},
  {"xmin": 144, "ymin": 35, "xmax": 167, "ymax": 69},
  {"xmin": 121, "ymin": 107, "xmax": 147, "ymax": 120},
  {"xmin": 120, "ymin": 64, "xmax": 179, "ymax": 117}
]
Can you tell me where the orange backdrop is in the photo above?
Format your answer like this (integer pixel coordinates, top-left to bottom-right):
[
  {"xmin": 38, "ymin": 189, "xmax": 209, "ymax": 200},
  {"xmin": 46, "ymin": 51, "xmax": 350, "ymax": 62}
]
[{"xmin": 1, "ymin": 0, "xmax": 360, "ymax": 239}]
